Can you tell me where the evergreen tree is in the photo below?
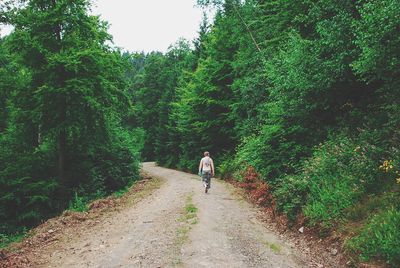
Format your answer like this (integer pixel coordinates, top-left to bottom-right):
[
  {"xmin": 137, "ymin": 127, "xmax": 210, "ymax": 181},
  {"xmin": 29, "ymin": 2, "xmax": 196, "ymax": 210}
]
[
  {"xmin": 1, "ymin": 0, "xmax": 142, "ymax": 233},
  {"xmin": 154, "ymin": 40, "xmax": 195, "ymax": 166},
  {"xmin": 131, "ymin": 52, "xmax": 166, "ymax": 161}
]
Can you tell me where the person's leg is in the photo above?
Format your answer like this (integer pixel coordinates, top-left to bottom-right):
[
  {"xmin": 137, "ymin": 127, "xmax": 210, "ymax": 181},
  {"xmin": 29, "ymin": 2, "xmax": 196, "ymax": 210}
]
[
  {"xmin": 202, "ymin": 172, "xmax": 207, "ymax": 187},
  {"xmin": 205, "ymin": 172, "xmax": 211, "ymax": 191}
]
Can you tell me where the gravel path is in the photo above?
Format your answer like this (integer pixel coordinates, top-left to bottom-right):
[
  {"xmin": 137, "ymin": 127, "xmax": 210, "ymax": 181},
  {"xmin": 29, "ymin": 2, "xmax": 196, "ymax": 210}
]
[{"xmin": 42, "ymin": 162, "xmax": 308, "ymax": 268}]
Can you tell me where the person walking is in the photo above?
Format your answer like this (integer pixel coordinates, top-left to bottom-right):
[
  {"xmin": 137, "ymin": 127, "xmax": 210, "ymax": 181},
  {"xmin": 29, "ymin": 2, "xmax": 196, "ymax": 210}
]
[{"xmin": 198, "ymin": 151, "xmax": 214, "ymax": 193}]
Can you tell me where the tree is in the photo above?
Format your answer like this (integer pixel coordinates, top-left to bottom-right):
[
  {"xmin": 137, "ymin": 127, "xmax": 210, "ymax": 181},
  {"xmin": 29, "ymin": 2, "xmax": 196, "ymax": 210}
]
[
  {"xmin": 130, "ymin": 52, "xmax": 166, "ymax": 161},
  {"xmin": 154, "ymin": 40, "xmax": 196, "ymax": 166},
  {"xmin": 0, "ymin": 0, "xmax": 141, "ymax": 232}
]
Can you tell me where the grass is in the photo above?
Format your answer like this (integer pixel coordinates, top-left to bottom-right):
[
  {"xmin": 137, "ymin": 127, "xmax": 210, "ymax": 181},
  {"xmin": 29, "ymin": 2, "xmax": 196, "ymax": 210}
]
[
  {"xmin": 0, "ymin": 231, "xmax": 27, "ymax": 249},
  {"xmin": 172, "ymin": 193, "xmax": 199, "ymax": 266},
  {"xmin": 264, "ymin": 241, "xmax": 282, "ymax": 254},
  {"xmin": 269, "ymin": 243, "xmax": 282, "ymax": 253},
  {"xmin": 344, "ymin": 207, "xmax": 400, "ymax": 267},
  {"xmin": 68, "ymin": 192, "xmax": 88, "ymax": 212},
  {"xmin": 113, "ymin": 185, "xmax": 131, "ymax": 198},
  {"xmin": 344, "ymin": 192, "xmax": 398, "ymax": 222},
  {"xmin": 178, "ymin": 195, "xmax": 198, "ymax": 224}
]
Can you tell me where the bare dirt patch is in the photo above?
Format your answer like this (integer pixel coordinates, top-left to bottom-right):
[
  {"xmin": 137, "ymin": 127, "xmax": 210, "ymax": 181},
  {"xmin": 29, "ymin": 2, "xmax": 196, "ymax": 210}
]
[{"xmin": 0, "ymin": 172, "xmax": 162, "ymax": 268}]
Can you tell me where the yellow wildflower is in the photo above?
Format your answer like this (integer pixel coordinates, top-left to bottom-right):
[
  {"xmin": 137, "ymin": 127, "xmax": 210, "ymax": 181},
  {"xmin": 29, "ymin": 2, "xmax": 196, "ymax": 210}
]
[{"xmin": 379, "ymin": 160, "xmax": 395, "ymax": 173}]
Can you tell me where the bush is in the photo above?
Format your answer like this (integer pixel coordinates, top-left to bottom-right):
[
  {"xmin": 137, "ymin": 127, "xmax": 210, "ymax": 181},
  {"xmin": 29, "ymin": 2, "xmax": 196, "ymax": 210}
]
[
  {"xmin": 68, "ymin": 127, "xmax": 144, "ymax": 197},
  {"xmin": 68, "ymin": 192, "xmax": 88, "ymax": 212},
  {"xmin": 304, "ymin": 178, "xmax": 360, "ymax": 228},
  {"xmin": 346, "ymin": 208, "xmax": 400, "ymax": 267},
  {"xmin": 301, "ymin": 135, "xmax": 381, "ymax": 227},
  {"xmin": 217, "ymin": 154, "xmax": 235, "ymax": 179},
  {"xmin": 274, "ymin": 174, "xmax": 309, "ymax": 222},
  {"xmin": 238, "ymin": 166, "xmax": 275, "ymax": 207},
  {"xmin": 0, "ymin": 230, "xmax": 26, "ymax": 248},
  {"xmin": 0, "ymin": 138, "xmax": 60, "ymax": 233}
]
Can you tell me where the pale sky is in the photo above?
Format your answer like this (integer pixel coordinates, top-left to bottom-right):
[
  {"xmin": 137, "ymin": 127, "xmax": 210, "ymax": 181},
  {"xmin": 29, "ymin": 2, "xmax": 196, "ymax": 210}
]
[
  {"xmin": 92, "ymin": 0, "xmax": 206, "ymax": 52},
  {"xmin": 0, "ymin": 0, "xmax": 210, "ymax": 53}
]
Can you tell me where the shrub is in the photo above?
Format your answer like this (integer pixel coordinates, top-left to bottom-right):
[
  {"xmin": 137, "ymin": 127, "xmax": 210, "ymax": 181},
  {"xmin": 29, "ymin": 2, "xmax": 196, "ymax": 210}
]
[
  {"xmin": 0, "ymin": 230, "xmax": 26, "ymax": 248},
  {"xmin": 304, "ymin": 178, "xmax": 360, "ymax": 228},
  {"xmin": 234, "ymin": 123, "xmax": 312, "ymax": 187},
  {"xmin": 346, "ymin": 208, "xmax": 400, "ymax": 267},
  {"xmin": 274, "ymin": 174, "xmax": 309, "ymax": 222},
  {"xmin": 238, "ymin": 166, "xmax": 275, "ymax": 207},
  {"xmin": 68, "ymin": 192, "xmax": 88, "ymax": 212},
  {"xmin": 301, "ymin": 135, "xmax": 381, "ymax": 227},
  {"xmin": 0, "ymin": 139, "xmax": 59, "ymax": 233},
  {"xmin": 217, "ymin": 154, "xmax": 236, "ymax": 179}
]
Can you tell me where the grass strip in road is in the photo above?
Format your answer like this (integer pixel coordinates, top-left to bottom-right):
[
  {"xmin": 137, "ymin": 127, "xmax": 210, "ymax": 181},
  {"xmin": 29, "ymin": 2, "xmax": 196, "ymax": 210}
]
[
  {"xmin": 178, "ymin": 194, "xmax": 198, "ymax": 225},
  {"xmin": 264, "ymin": 241, "xmax": 282, "ymax": 254},
  {"xmin": 172, "ymin": 193, "xmax": 198, "ymax": 266}
]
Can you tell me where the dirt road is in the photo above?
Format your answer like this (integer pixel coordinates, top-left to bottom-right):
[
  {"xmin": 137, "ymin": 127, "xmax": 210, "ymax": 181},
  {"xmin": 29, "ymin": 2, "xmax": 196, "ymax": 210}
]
[{"xmin": 40, "ymin": 162, "xmax": 309, "ymax": 268}]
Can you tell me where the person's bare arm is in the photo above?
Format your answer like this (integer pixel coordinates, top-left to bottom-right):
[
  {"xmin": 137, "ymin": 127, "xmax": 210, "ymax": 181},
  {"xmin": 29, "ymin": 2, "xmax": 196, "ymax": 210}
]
[
  {"xmin": 198, "ymin": 159, "xmax": 203, "ymax": 173},
  {"xmin": 211, "ymin": 159, "xmax": 215, "ymax": 176}
]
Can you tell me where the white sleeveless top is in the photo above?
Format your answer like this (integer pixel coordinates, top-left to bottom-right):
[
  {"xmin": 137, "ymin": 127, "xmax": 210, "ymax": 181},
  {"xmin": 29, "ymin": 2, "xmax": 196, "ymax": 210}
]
[{"xmin": 202, "ymin": 156, "xmax": 212, "ymax": 171}]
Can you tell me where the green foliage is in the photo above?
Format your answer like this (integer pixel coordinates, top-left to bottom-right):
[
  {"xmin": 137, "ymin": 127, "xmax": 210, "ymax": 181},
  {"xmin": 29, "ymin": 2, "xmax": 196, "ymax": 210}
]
[
  {"xmin": 216, "ymin": 154, "xmax": 235, "ymax": 179},
  {"xmin": 298, "ymin": 136, "xmax": 380, "ymax": 227},
  {"xmin": 0, "ymin": 134, "xmax": 59, "ymax": 232},
  {"xmin": 353, "ymin": 0, "xmax": 400, "ymax": 82},
  {"xmin": 0, "ymin": 230, "xmax": 26, "ymax": 249},
  {"xmin": 273, "ymin": 174, "xmax": 309, "ymax": 222},
  {"xmin": 305, "ymin": 179, "xmax": 358, "ymax": 228},
  {"xmin": 131, "ymin": 51, "xmax": 167, "ymax": 161},
  {"xmin": 68, "ymin": 192, "xmax": 87, "ymax": 213},
  {"xmin": 347, "ymin": 208, "xmax": 400, "ymax": 267},
  {"xmin": 345, "ymin": 192, "xmax": 399, "ymax": 223},
  {"xmin": 113, "ymin": 185, "xmax": 130, "ymax": 198},
  {"xmin": 0, "ymin": 0, "xmax": 142, "ymax": 235}
]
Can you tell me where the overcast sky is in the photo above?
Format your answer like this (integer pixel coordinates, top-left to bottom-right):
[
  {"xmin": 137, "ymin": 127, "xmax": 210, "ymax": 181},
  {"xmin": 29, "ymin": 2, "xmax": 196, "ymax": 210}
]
[
  {"xmin": 0, "ymin": 0, "xmax": 209, "ymax": 53},
  {"xmin": 92, "ymin": 0, "xmax": 206, "ymax": 53}
]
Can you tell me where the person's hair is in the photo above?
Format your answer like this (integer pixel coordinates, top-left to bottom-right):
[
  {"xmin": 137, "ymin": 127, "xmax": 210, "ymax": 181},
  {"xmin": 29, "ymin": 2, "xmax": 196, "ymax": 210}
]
[{"xmin": 204, "ymin": 151, "xmax": 210, "ymax": 156}]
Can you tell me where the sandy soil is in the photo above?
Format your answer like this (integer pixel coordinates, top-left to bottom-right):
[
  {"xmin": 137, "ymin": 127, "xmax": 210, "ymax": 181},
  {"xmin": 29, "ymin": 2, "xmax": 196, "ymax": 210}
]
[{"xmin": 3, "ymin": 162, "xmax": 314, "ymax": 268}]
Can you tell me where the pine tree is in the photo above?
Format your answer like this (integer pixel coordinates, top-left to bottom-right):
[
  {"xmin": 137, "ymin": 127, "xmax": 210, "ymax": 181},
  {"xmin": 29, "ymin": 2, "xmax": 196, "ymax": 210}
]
[{"xmin": 0, "ymin": 0, "xmax": 141, "ymax": 232}]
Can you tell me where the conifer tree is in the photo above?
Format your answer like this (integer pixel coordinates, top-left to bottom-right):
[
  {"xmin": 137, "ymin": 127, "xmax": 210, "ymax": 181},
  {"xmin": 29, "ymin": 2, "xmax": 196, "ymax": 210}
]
[{"xmin": 1, "ymin": 0, "xmax": 141, "ymax": 232}]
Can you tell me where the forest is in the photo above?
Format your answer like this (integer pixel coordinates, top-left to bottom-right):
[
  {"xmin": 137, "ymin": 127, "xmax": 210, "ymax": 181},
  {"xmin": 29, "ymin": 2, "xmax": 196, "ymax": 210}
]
[
  {"xmin": 1, "ymin": 0, "xmax": 400, "ymax": 266},
  {"xmin": 0, "ymin": 0, "xmax": 144, "ymax": 246}
]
